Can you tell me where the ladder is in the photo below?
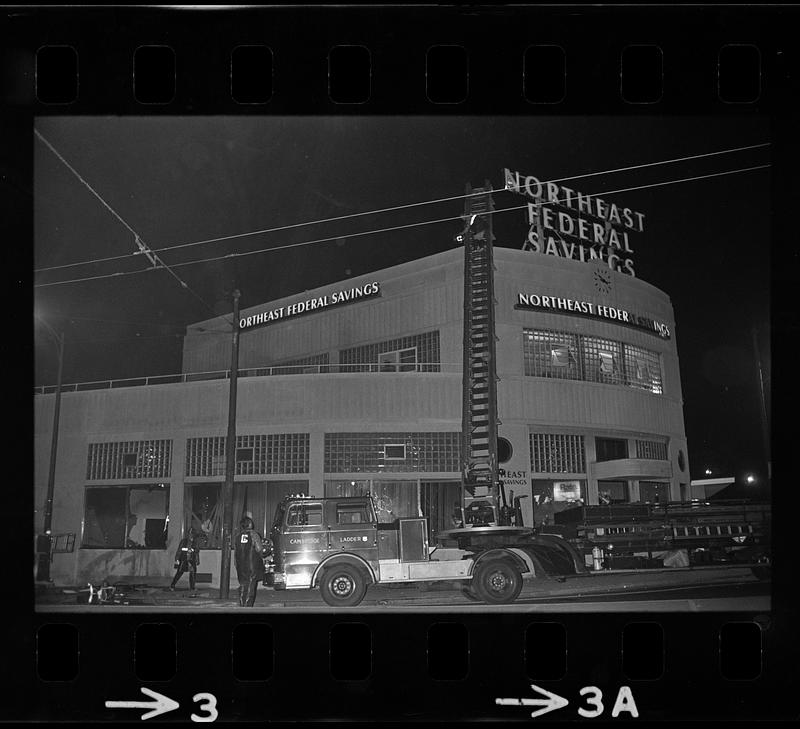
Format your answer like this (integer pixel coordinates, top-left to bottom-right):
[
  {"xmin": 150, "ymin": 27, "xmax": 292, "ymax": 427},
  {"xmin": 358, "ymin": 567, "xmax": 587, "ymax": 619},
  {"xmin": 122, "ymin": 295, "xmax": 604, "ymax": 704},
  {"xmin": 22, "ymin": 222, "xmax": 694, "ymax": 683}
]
[{"xmin": 460, "ymin": 182, "xmax": 502, "ymax": 526}]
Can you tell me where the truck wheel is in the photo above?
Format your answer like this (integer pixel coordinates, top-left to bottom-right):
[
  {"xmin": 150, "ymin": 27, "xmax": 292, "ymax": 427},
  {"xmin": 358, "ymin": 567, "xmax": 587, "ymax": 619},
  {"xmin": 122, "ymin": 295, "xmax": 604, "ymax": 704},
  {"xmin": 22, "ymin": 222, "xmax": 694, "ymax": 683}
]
[
  {"xmin": 473, "ymin": 559, "xmax": 523, "ymax": 604},
  {"xmin": 319, "ymin": 563, "xmax": 368, "ymax": 607},
  {"xmin": 461, "ymin": 585, "xmax": 480, "ymax": 601}
]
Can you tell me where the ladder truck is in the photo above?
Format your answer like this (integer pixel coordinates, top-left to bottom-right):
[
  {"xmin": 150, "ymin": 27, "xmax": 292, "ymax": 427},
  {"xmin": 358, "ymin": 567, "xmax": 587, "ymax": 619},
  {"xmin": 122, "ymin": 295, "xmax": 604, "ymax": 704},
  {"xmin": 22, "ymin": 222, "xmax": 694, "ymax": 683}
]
[{"xmin": 262, "ymin": 182, "xmax": 587, "ymax": 607}]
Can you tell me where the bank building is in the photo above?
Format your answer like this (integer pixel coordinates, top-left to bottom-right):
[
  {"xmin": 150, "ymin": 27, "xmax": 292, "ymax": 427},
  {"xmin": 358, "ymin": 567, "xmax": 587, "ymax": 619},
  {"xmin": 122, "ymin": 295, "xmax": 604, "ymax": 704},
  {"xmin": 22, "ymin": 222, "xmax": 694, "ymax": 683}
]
[{"xmin": 34, "ymin": 240, "xmax": 690, "ymax": 587}]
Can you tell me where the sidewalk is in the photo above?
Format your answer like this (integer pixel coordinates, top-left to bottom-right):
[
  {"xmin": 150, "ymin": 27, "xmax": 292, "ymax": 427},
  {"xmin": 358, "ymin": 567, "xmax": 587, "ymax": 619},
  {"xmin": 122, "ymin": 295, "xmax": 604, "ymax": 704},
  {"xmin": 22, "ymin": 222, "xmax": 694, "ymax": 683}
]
[{"xmin": 35, "ymin": 564, "xmax": 766, "ymax": 610}]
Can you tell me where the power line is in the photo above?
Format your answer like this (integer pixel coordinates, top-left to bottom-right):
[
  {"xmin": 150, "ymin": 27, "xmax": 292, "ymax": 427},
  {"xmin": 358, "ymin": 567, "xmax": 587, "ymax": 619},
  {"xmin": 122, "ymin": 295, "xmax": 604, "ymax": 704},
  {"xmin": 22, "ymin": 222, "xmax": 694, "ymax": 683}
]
[
  {"xmin": 38, "ymin": 314, "xmax": 185, "ymax": 327},
  {"xmin": 33, "ymin": 162, "xmax": 770, "ymax": 290},
  {"xmin": 34, "ymin": 141, "xmax": 770, "ymax": 275},
  {"xmin": 35, "ymin": 129, "xmax": 232, "ymax": 326}
]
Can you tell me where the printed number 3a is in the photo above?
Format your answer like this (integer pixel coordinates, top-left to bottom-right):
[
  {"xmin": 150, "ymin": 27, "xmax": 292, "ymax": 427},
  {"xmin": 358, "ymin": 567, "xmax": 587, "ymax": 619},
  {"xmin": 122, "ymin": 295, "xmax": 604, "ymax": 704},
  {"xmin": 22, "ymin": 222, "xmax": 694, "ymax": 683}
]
[{"xmin": 191, "ymin": 693, "xmax": 218, "ymax": 723}]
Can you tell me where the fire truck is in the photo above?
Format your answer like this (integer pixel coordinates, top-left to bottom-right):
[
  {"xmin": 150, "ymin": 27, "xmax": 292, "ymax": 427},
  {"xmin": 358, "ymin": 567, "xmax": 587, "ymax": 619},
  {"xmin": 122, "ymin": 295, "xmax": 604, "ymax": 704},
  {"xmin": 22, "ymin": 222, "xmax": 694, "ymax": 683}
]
[
  {"xmin": 263, "ymin": 494, "xmax": 585, "ymax": 607},
  {"xmin": 261, "ymin": 183, "xmax": 588, "ymax": 607},
  {"xmin": 261, "ymin": 182, "xmax": 769, "ymax": 606}
]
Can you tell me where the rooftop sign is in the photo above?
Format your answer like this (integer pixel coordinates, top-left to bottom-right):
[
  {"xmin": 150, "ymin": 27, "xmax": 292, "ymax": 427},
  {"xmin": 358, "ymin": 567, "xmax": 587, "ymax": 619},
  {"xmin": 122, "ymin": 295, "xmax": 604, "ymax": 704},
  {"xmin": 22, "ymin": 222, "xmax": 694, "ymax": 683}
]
[
  {"xmin": 239, "ymin": 281, "xmax": 381, "ymax": 330},
  {"xmin": 504, "ymin": 168, "xmax": 645, "ymax": 277}
]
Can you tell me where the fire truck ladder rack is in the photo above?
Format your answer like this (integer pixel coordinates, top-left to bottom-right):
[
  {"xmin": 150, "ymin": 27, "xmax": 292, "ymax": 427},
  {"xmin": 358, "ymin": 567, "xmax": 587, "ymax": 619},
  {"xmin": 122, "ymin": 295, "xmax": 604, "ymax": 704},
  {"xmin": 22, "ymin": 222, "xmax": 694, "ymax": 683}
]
[{"xmin": 460, "ymin": 182, "xmax": 502, "ymax": 526}]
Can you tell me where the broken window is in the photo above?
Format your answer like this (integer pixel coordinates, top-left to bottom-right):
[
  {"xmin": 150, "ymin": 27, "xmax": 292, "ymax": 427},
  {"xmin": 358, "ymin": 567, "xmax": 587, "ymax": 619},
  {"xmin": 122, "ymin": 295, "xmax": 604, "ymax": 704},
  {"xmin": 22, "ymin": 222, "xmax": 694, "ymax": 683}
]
[{"xmin": 82, "ymin": 484, "xmax": 170, "ymax": 549}]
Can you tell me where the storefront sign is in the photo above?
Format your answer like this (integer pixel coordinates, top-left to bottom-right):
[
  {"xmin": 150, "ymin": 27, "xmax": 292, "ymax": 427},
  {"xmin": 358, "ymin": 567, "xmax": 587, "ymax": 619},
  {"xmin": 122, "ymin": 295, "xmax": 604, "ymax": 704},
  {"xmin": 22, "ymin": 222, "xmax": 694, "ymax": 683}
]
[
  {"xmin": 553, "ymin": 481, "xmax": 582, "ymax": 502},
  {"xmin": 239, "ymin": 281, "xmax": 381, "ymax": 330},
  {"xmin": 504, "ymin": 168, "xmax": 644, "ymax": 277},
  {"xmin": 501, "ymin": 469, "xmax": 528, "ymax": 488},
  {"xmin": 516, "ymin": 292, "xmax": 671, "ymax": 339}
]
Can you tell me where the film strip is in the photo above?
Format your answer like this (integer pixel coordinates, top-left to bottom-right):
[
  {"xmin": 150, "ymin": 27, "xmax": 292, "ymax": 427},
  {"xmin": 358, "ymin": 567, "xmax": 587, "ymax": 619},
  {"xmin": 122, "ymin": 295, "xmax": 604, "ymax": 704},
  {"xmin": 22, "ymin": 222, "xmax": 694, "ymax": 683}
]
[{"xmin": 6, "ymin": 3, "xmax": 798, "ymax": 724}]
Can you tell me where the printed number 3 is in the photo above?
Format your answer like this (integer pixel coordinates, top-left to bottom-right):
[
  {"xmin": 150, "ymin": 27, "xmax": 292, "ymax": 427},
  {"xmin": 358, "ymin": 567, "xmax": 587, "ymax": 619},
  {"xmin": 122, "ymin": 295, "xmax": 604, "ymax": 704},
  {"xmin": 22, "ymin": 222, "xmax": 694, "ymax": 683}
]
[{"xmin": 191, "ymin": 693, "xmax": 218, "ymax": 723}]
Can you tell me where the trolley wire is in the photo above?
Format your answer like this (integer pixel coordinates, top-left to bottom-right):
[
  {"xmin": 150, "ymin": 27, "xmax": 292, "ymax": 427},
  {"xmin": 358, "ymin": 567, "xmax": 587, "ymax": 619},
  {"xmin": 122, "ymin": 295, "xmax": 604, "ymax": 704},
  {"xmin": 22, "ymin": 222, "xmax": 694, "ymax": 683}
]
[
  {"xmin": 34, "ymin": 142, "xmax": 770, "ymax": 275},
  {"xmin": 33, "ymin": 163, "xmax": 770, "ymax": 290},
  {"xmin": 34, "ymin": 129, "xmax": 232, "ymax": 325}
]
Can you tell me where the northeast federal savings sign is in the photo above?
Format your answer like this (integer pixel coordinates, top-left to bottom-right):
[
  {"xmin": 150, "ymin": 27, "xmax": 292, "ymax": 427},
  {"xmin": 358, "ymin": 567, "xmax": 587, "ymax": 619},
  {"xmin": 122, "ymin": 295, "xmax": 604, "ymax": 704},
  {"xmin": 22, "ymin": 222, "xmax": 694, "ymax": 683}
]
[
  {"xmin": 504, "ymin": 168, "xmax": 644, "ymax": 277},
  {"xmin": 239, "ymin": 281, "xmax": 381, "ymax": 330},
  {"xmin": 517, "ymin": 292, "xmax": 671, "ymax": 339}
]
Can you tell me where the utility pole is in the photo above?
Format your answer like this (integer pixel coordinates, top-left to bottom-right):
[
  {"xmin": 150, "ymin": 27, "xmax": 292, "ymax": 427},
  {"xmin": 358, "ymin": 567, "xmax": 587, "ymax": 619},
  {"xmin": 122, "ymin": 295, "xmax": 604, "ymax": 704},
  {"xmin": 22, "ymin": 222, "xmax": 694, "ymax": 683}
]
[
  {"xmin": 219, "ymin": 290, "xmax": 241, "ymax": 599},
  {"xmin": 37, "ymin": 322, "xmax": 64, "ymax": 582},
  {"xmin": 751, "ymin": 326, "xmax": 770, "ymax": 483}
]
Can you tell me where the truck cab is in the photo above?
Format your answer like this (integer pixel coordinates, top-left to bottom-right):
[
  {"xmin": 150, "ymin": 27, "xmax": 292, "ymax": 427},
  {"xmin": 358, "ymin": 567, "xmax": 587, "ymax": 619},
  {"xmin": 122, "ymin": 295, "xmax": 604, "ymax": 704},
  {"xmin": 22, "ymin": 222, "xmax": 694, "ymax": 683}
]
[
  {"xmin": 268, "ymin": 496, "xmax": 379, "ymax": 590},
  {"xmin": 264, "ymin": 494, "xmax": 533, "ymax": 607}
]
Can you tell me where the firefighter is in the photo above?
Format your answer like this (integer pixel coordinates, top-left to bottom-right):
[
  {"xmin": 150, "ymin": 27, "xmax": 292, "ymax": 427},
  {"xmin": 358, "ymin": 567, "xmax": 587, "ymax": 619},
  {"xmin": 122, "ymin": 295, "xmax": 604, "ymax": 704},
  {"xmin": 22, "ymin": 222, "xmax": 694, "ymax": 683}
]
[
  {"xmin": 234, "ymin": 516, "xmax": 269, "ymax": 607},
  {"xmin": 169, "ymin": 528, "xmax": 200, "ymax": 595}
]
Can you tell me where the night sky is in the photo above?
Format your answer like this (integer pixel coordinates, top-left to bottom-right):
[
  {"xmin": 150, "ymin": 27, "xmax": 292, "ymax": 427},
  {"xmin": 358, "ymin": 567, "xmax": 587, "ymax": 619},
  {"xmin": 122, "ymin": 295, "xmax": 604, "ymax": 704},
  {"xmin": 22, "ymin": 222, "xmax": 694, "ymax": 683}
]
[{"xmin": 33, "ymin": 115, "xmax": 770, "ymax": 486}]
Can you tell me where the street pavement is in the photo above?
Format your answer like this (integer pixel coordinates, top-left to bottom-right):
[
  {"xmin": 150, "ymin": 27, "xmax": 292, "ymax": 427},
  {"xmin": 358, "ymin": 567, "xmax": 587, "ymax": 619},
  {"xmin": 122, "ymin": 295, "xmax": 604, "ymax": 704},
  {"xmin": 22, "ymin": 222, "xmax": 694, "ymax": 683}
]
[{"xmin": 35, "ymin": 564, "xmax": 769, "ymax": 613}]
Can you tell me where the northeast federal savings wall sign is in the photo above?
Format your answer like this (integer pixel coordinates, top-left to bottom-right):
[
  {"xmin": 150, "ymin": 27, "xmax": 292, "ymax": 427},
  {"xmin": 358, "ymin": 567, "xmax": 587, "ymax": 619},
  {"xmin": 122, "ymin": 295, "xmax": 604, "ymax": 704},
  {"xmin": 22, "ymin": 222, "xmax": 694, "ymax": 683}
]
[
  {"xmin": 516, "ymin": 293, "xmax": 671, "ymax": 339},
  {"xmin": 504, "ymin": 168, "xmax": 644, "ymax": 277},
  {"xmin": 239, "ymin": 281, "xmax": 381, "ymax": 329}
]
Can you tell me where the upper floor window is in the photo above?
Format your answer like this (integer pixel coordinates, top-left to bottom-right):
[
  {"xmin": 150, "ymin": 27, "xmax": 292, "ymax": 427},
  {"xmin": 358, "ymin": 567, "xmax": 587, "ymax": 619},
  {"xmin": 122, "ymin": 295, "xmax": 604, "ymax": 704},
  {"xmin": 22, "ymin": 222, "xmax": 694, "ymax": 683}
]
[
  {"xmin": 523, "ymin": 330, "xmax": 580, "ymax": 380},
  {"xmin": 87, "ymin": 440, "xmax": 172, "ymax": 480},
  {"xmin": 635, "ymin": 439, "xmax": 668, "ymax": 460},
  {"xmin": 530, "ymin": 433, "xmax": 586, "ymax": 474},
  {"xmin": 340, "ymin": 331, "xmax": 440, "ymax": 373},
  {"xmin": 523, "ymin": 328, "xmax": 664, "ymax": 394},
  {"xmin": 595, "ymin": 437, "xmax": 628, "ymax": 462},
  {"xmin": 379, "ymin": 347, "xmax": 417, "ymax": 372},
  {"xmin": 186, "ymin": 433, "xmax": 309, "ymax": 477}
]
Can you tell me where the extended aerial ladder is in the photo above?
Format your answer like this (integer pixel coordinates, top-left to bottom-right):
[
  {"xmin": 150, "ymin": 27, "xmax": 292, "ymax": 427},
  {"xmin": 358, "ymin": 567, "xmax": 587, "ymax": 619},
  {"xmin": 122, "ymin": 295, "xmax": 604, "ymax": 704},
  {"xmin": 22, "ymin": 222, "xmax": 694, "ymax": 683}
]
[{"xmin": 458, "ymin": 181, "xmax": 506, "ymax": 527}]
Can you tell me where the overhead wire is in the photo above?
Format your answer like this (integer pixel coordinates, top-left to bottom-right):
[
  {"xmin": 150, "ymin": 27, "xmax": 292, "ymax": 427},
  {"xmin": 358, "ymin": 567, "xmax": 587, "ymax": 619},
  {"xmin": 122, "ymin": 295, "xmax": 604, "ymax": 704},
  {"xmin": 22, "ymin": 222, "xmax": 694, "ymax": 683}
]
[
  {"xmin": 34, "ymin": 141, "xmax": 770, "ymax": 275},
  {"xmin": 34, "ymin": 129, "xmax": 233, "ymax": 326},
  {"xmin": 33, "ymin": 162, "xmax": 770, "ymax": 290}
]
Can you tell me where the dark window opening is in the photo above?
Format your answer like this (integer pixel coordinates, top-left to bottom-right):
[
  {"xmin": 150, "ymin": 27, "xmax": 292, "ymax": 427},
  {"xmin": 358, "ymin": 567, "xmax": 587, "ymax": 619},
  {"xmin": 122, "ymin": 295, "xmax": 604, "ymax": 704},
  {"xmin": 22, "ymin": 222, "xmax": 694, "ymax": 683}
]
[{"xmin": 595, "ymin": 438, "xmax": 628, "ymax": 462}]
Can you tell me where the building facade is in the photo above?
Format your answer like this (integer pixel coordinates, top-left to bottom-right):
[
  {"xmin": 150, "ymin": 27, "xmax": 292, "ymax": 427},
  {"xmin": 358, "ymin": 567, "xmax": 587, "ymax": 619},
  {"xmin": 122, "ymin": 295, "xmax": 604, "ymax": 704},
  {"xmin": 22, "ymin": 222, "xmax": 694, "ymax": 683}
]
[{"xmin": 34, "ymin": 247, "xmax": 691, "ymax": 587}]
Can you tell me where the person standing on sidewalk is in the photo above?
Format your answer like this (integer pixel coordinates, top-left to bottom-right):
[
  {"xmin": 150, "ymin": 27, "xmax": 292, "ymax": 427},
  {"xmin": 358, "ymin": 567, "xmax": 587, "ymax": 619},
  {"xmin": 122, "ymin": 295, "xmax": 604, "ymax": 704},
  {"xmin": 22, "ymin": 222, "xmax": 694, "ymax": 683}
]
[
  {"xmin": 169, "ymin": 528, "xmax": 200, "ymax": 595},
  {"xmin": 234, "ymin": 516, "xmax": 268, "ymax": 607}
]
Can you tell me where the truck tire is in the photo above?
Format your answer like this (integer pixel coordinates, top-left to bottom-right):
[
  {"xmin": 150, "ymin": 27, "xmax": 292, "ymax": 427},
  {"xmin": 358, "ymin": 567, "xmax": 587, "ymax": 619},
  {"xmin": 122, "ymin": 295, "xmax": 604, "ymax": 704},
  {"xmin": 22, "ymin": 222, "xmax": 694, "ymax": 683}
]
[
  {"xmin": 473, "ymin": 558, "xmax": 523, "ymax": 605},
  {"xmin": 319, "ymin": 563, "xmax": 368, "ymax": 607},
  {"xmin": 461, "ymin": 585, "xmax": 480, "ymax": 602}
]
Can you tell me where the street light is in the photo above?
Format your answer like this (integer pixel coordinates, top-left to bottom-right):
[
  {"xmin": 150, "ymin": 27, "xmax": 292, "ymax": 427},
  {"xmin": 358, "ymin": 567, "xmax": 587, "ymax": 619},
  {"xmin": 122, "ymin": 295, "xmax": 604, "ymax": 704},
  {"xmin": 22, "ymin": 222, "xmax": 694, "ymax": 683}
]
[
  {"xmin": 704, "ymin": 468, "xmax": 712, "ymax": 475},
  {"xmin": 746, "ymin": 474, "xmax": 756, "ymax": 485},
  {"xmin": 35, "ymin": 315, "xmax": 65, "ymax": 583}
]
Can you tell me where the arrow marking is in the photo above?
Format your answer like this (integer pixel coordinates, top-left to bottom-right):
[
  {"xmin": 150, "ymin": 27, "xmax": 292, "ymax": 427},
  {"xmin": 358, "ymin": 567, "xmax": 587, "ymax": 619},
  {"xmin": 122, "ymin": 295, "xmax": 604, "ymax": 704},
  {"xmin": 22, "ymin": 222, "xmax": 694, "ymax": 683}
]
[
  {"xmin": 105, "ymin": 687, "xmax": 180, "ymax": 720},
  {"xmin": 495, "ymin": 684, "xmax": 569, "ymax": 719}
]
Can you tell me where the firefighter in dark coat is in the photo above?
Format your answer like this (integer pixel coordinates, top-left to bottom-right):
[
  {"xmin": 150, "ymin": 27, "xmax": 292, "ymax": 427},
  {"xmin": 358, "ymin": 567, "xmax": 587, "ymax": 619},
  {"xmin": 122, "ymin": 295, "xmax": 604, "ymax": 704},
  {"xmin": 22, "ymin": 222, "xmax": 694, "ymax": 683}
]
[
  {"xmin": 234, "ymin": 516, "xmax": 269, "ymax": 607},
  {"xmin": 169, "ymin": 528, "xmax": 200, "ymax": 594}
]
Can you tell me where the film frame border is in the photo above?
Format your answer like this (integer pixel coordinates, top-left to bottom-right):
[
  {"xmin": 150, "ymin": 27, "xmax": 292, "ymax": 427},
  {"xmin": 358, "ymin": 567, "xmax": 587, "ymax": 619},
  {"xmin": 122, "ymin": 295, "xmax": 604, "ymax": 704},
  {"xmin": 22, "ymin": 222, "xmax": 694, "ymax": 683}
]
[{"xmin": 6, "ymin": 3, "xmax": 798, "ymax": 724}]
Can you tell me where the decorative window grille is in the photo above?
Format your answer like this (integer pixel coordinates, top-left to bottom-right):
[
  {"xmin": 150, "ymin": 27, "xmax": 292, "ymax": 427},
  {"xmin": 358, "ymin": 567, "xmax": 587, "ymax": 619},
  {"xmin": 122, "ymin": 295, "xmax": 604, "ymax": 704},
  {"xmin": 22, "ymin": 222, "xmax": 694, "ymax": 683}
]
[
  {"xmin": 324, "ymin": 432, "xmax": 460, "ymax": 473},
  {"xmin": 185, "ymin": 433, "xmax": 309, "ymax": 477},
  {"xmin": 86, "ymin": 440, "xmax": 172, "ymax": 480},
  {"xmin": 582, "ymin": 336, "xmax": 625, "ymax": 386},
  {"xmin": 624, "ymin": 343, "xmax": 664, "ymax": 394},
  {"xmin": 530, "ymin": 433, "xmax": 586, "ymax": 474},
  {"xmin": 523, "ymin": 329, "xmax": 580, "ymax": 380},
  {"xmin": 635, "ymin": 439, "xmax": 668, "ymax": 461},
  {"xmin": 523, "ymin": 328, "xmax": 663, "ymax": 393},
  {"xmin": 339, "ymin": 331, "xmax": 440, "ymax": 373}
]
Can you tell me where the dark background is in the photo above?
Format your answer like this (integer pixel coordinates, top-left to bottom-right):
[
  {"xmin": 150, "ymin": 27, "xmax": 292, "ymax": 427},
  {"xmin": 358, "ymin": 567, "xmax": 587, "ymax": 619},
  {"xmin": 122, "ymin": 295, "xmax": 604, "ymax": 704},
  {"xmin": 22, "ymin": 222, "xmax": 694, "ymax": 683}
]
[{"xmin": 33, "ymin": 115, "xmax": 770, "ymax": 484}]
